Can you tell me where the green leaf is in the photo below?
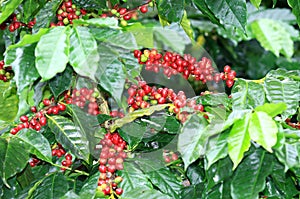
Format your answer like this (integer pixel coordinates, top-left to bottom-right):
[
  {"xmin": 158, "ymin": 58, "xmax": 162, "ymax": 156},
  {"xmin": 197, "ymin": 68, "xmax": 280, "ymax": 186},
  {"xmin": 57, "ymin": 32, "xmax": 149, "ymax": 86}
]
[
  {"xmin": 275, "ymin": 142, "xmax": 300, "ymax": 171},
  {"xmin": 228, "ymin": 113, "xmax": 251, "ymax": 169},
  {"xmin": 288, "ymin": 0, "xmax": 300, "ymax": 27},
  {"xmin": 178, "ymin": 114, "xmax": 209, "ymax": 170},
  {"xmin": 205, "ymin": 0, "xmax": 247, "ymax": 31},
  {"xmin": 192, "ymin": 0, "xmax": 220, "ymax": 25},
  {"xmin": 7, "ymin": 29, "xmax": 49, "ymax": 50},
  {"xmin": 35, "ymin": 26, "xmax": 69, "ymax": 81},
  {"xmin": 157, "ymin": 0, "xmax": 184, "ymax": 23},
  {"xmin": 254, "ymin": 103, "xmax": 287, "ymax": 117},
  {"xmin": 145, "ymin": 168, "xmax": 182, "ymax": 199},
  {"xmin": 231, "ymin": 78, "xmax": 265, "ymax": 110},
  {"xmin": 28, "ymin": 173, "xmax": 69, "ymax": 199},
  {"xmin": 10, "ymin": 45, "xmax": 40, "ymax": 94},
  {"xmin": 181, "ymin": 184, "xmax": 204, "ymax": 199},
  {"xmin": 47, "ymin": 115, "xmax": 90, "ymax": 162},
  {"xmin": 250, "ymin": 0, "xmax": 262, "ymax": 8},
  {"xmin": 72, "ymin": 18, "xmax": 118, "ymax": 28},
  {"xmin": 49, "ymin": 66, "xmax": 73, "ymax": 98},
  {"xmin": 248, "ymin": 8, "xmax": 296, "ymax": 24},
  {"xmin": 251, "ymin": 19, "xmax": 294, "ymax": 58},
  {"xmin": 119, "ymin": 162, "xmax": 152, "ymax": 196},
  {"xmin": 97, "ymin": 60, "xmax": 125, "ymax": 106},
  {"xmin": 78, "ymin": 173, "xmax": 99, "ymax": 198},
  {"xmin": 153, "ymin": 27, "xmax": 187, "ymax": 54},
  {"xmin": 205, "ymin": 131, "xmax": 229, "ymax": 169},
  {"xmin": 104, "ymin": 32, "xmax": 137, "ymax": 50},
  {"xmin": 180, "ymin": 11, "xmax": 194, "ymax": 40},
  {"xmin": 249, "ymin": 111, "xmax": 278, "ymax": 152},
  {"xmin": 33, "ymin": 0, "xmax": 61, "ymax": 32},
  {"xmin": 118, "ymin": 122, "xmax": 146, "ymax": 149},
  {"xmin": 0, "ymin": 82, "xmax": 18, "ymax": 122},
  {"xmin": 15, "ymin": 129, "xmax": 52, "ymax": 163},
  {"xmin": 0, "ymin": 0, "xmax": 24, "ymax": 24},
  {"xmin": 264, "ymin": 75, "xmax": 300, "ymax": 119},
  {"xmin": 231, "ymin": 149, "xmax": 274, "ymax": 199},
  {"xmin": 122, "ymin": 188, "xmax": 172, "ymax": 199},
  {"xmin": 0, "ymin": 137, "xmax": 29, "ymax": 185},
  {"xmin": 69, "ymin": 26, "xmax": 99, "ymax": 81},
  {"xmin": 71, "ymin": 0, "xmax": 106, "ymax": 10},
  {"xmin": 124, "ymin": 23, "xmax": 154, "ymax": 48}
]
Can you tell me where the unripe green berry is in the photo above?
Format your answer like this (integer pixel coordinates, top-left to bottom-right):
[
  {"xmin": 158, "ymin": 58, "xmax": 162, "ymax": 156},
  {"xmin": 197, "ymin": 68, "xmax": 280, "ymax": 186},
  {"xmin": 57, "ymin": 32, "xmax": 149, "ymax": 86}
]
[
  {"xmin": 120, "ymin": 20, "xmax": 127, "ymax": 27},
  {"xmin": 63, "ymin": 18, "xmax": 69, "ymax": 25},
  {"xmin": 75, "ymin": 10, "xmax": 81, "ymax": 16},
  {"xmin": 57, "ymin": 9, "xmax": 63, "ymax": 15},
  {"xmin": 140, "ymin": 54, "xmax": 148, "ymax": 62},
  {"xmin": 0, "ymin": 69, "xmax": 5, "ymax": 75},
  {"xmin": 92, "ymin": 91, "xmax": 100, "ymax": 98},
  {"xmin": 111, "ymin": 9, "xmax": 117, "ymax": 15},
  {"xmin": 143, "ymin": 95, "xmax": 149, "ymax": 101},
  {"xmin": 150, "ymin": 99, "xmax": 158, "ymax": 105}
]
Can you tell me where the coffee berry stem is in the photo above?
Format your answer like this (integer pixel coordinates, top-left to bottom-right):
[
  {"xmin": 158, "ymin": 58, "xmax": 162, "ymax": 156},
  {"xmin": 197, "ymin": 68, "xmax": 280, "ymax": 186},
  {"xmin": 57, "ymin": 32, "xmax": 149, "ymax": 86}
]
[
  {"xmin": 50, "ymin": 162, "xmax": 89, "ymax": 176},
  {"xmin": 165, "ymin": 158, "xmax": 182, "ymax": 167}
]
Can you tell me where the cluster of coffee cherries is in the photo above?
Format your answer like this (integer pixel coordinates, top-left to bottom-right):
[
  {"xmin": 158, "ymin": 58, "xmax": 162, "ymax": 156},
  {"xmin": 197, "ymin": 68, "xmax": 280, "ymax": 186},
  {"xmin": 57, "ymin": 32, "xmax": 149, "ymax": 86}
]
[
  {"xmin": 29, "ymin": 157, "xmax": 40, "ymax": 167},
  {"xmin": 133, "ymin": 49, "xmax": 236, "ymax": 88},
  {"xmin": 0, "ymin": 13, "xmax": 36, "ymax": 32},
  {"xmin": 110, "ymin": 110, "xmax": 125, "ymax": 118},
  {"xmin": 52, "ymin": 143, "xmax": 73, "ymax": 171},
  {"xmin": 163, "ymin": 150, "xmax": 179, "ymax": 163},
  {"xmin": 0, "ymin": 60, "xmax": 13, "ymax": 82},
  {"xmin": 97, "ymin": 132, "xmax": 127, "ymax": 196},
  {"xmin": 10, "ymin": 98, "xmax": 66, "ymax": 135},
  {"xmin": 64, "ymin": 87, "xmax": 101, "ymax": 115},
  {"xmin": 127, "ymin": 81, "xmax": 187, "ymax": 114},
  {"xmin": 220, "ymin": 65, "xmax": 236, "ymax": 88},
  {"xmin": 50, "ymin": 0, "xmax": 87, "ymax": 27}
]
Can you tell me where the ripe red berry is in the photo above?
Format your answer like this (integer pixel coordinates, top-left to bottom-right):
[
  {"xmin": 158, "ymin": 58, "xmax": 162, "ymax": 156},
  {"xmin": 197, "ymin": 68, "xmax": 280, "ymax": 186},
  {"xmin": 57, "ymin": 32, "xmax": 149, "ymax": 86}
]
[
  {"xmin": 226, "ymin": 79, "xmax": 234, "ymax": 88},
  {"xmin": 57, "ymin": 103, "xmax": 66, "ymax": 111},
  {"xmin": 39, "ymin": 116, "xmax": 47, "ymax": 126},
  {"xmin": 224, "ymin": 65, "xmax": 231, "ymax": 73},
  {"xmin": 123, "ymin": 14, "xmax": 131, "ymax": 20},
  {"xmin": 115, "ymin": 187, "xmax": 123, "ymax": 195},
  {"xmin": 43, "ymin": 99, "xmax": 51, "ymax": 106},
  {"xmin": 140, "ymin": 6, "xmax": 148, "ymax": 13},
  {"xmin": 52, "ymin": 106, "xmax": 59, "ymax": 114},
  {"xmin": 119, "ymin": 8, "xmax": 127, "ymax": 15},
  {"xmin": 31, "ymin": 106, "xmax": 37, "ymax": 113},
  {"xmin": 8, "ymin": 24, "xmax": 15, "ymax": 32},
  {"xmin": 20, "ymin": 115, "xmax": 28, "ymax": 122},
  {"xmin": 10, "ymin": 128, "xmax": 18, "ymax": 135},
  {"xmin": 99, "ymin": 165, "xmax": 107, "ymax": 173}
]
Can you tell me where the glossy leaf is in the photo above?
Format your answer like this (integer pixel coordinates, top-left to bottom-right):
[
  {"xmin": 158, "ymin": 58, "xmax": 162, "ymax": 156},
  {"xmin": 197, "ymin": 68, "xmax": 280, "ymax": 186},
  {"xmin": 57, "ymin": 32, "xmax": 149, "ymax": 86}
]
[
  {"xmin": 71, "ymin": 0, "xmax": 106, "ymax": 9},
  {"xmin": 47, "ymin": 115, "xmax": 90, "ymax": 162},
  {"xmin": 69, "ymin": 26, "xmax": 99, "ymax": 81},
  {"xmin": 122, "ymin": 188, "xmax": 172, "ymax": 199},
  {"xmin": 145, "ymin": 168, "xmax": 182, "ymax": 199},
  {"xmin": 153, "ymin": 27, "xmax": 187, "ymax": 54},
  {"xmin": 35, "ymin": 26, "xmax": 70, "ymax": 81},
  {"xmin": 180, "ymin": 11, "xmax": 194, "ymax": 40},
  {"xmin": 0, "ymin": 137, "xmax": 29, "ymax": 185},
  {"xmin": 205, "ymin": 131, "xmax": 229, "ymax": 169},
  {"xmin": 0, "ymin": 82, "xmax": 18, "ymax": 122},
  {"xmin": 205, "ymin": 0, "xmax": 247, "ymax": 31},
  {"xmin": 288, "ymin": 0, "xmax": 300, "ymax": 27},
  {"xmin": 228, "ymin": 113, "xmax": 251, "ymax": 169},
  {"xmin": 119, "ymin": 161, "xmax": 152, "ymax": 196},
  {"xmin": 15, "ymin": 129, "xmax": 52, "ymax": 163},
  {"xmin": 78, "ymin": 173, "xmax": 99, "ymax": 198},
  {"xmin": 249, "ymin": 111, "xmax": 277, "ymax": 152},
  {"xmin": 251, "ymin": 19, "xmax": 294, "ymax": 58},
  {"xmin": 157, "ymin": 0, "xmax": 184, "ymax": 23},
  {"xmin": 275, "ymin": 142, "xmax": 300, "ymax": 171},
  {"xmin": 193, "ymin": 0, "xmax": 220, "ymax": 25},
  {"xmin": 264, "ymin": 76, "xmax": 300, "ymax": 119},
  {"xmin": 72, "ymin": 18, "xmax": 118, "ymax": 28},
  {"xmin": 7, "ymin": 29, "xmax": 49, "ymax": 50},
  {"xmin": 0, "ymin": 0, "xmax": 24, "ymax": 24},
  {"xmin": 248, "ymin": 8, "xmax": 296, "ymax": 24},
  {"xmin": 28, "ymin": 173, "xmax": 69, "ymax": 199},
  {"xmin": 178, "ymin": 114, "xmax": 209, "ymax": 170},
  {"xmin": 231, "ymin": 149, "xmax": 274, "ymax": 199},
  {"xmin": 254, "ymin": 103, "xmax": 287, "ymax": 117},
  {"xmin": 124, "ymin": 23, "xmax": 154, "ymax": 48},
  {"xmin": 10, "ymin": 45, "xmax": 40, "ymax": 93},
  {"xmin": 231, "ymin": 78, "xmax": 265, "ymax": 110},
  {"xmin": 104, "ymin": 32, "xmax": 137, "ymax": 50},
  {"xmin": 32, "ymin": 0, "xmax": 61, "ymax": 33},
  {"xmin": 49, "ymin": 66, "xmax": 73, "ymax": 98}
]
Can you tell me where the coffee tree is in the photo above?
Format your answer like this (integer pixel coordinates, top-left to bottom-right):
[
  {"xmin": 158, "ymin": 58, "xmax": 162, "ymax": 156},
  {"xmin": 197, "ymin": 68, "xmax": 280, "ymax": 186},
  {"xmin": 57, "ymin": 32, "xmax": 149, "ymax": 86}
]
[{"xmin": 0, "ymin": 0, "xmax": 300, "ymax": 198}]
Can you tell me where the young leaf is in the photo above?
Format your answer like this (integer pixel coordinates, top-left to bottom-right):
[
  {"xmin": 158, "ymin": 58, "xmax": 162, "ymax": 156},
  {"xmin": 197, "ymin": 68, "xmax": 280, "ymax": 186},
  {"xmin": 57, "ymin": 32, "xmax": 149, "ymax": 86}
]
[
  {"xmin": 69, "ymin": 26, "xmax": 99, "ymax": 81},
  {"xmin": 15, "ymin": 129, "xmax": 52, "ymax": 163},
  {"xmin": 47, "ymin": 115, "xmax": 90, "ymax": 162},
  {"xmin": 249, "ymin": 111, "xmax": 278, "ymax": 152},
  {"xmin": 231, "ymin": 149, "xmax": 274, "ymax": 199},
  {"xmin": 251, "ymin": 19, "xmax": 294, "ymax": 58},
  {"xmin": 288, "ymin": 0, "xmax": 300, "ymax": 27},
  {"xmin": 250, "ymin": 0, "xmax": 262, "ymax": 8},
  {"xmin": 178, "ymin": 114, "xmax": 209, "ymax": 170},
  {"xmin": 228, "ymin": 113, "xmax": 251, "ymax": 170},
  {"xmin": 254, "ymin": 103, "xmax": 287, "ymax": 117},
  {"xmin": 180, "ymin": 11, "xmax": 194, "ymax": 40},
  {"xmin": 0, "ymin": 0, "xmax": 24, "ymax": 24},
  {"xmin": 205, "ymin": 0, "xmax": 247, "ymax": 32},
  {"xmin": 35, "ymin": 26, "xmax": 70, "ymax": 81}
]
